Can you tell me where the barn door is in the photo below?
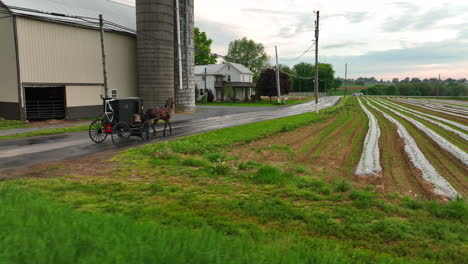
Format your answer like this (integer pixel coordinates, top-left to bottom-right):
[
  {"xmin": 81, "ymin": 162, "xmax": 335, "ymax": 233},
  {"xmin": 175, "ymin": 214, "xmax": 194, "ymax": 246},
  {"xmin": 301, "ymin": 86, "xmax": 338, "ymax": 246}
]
[{"xmin": 25, "ymin": 86, "xmax": 65, "ymax": 120}]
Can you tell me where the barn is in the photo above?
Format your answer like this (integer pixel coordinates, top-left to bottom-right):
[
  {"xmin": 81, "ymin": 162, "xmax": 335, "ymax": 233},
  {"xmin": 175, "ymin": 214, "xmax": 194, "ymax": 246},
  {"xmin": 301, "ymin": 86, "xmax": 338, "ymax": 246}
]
[{"xmin": 0, "ymin": 0, "xmax": 195, "ymax": 121}]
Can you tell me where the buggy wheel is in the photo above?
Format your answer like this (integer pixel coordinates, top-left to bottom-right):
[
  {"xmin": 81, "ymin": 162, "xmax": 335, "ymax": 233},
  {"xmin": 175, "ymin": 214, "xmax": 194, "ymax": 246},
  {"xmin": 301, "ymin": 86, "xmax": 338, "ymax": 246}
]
[
  {"xmin": 140, "ymin": 121, "xmax": 151, "ymax": 141},
  {"xmin": 89, "ymin": 119, "xmax": 108, "ymax": 143},
  {"xmin": 111, "ymin": 122, "xmax": 131, "ymax": 147}
]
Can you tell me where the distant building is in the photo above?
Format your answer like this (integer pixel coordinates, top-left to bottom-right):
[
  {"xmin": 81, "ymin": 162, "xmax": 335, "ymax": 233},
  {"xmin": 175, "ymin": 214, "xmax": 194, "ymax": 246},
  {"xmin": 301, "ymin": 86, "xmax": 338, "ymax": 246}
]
[{"xmin": 195, "ymin": 62, "xmax": 255, "ymax": 101}]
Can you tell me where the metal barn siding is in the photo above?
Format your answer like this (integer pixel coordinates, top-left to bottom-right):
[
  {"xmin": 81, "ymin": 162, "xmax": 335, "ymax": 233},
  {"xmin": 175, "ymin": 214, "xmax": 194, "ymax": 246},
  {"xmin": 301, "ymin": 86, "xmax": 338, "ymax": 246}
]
[
  {"xmin": 16, "ymin": 18, "xmax": 103, "ymax": 84},
  {"xmin": 174, "ymin": 0, "xmax": 195, "ymax": 113},
  {"xmin": 0, "ymin": 7, "xmax": 20, "ymax": 119},
  {"xmin": 136, "ymin": 0, "xmax": 175, "ymax": 109}
]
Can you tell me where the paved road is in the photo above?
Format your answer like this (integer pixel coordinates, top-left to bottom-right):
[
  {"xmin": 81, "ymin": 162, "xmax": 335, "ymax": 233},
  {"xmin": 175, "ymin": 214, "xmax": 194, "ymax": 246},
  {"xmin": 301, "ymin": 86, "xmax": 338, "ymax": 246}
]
[{"xmin": 0, "ymin": 97, "xmax": 340, "ymax": 171}]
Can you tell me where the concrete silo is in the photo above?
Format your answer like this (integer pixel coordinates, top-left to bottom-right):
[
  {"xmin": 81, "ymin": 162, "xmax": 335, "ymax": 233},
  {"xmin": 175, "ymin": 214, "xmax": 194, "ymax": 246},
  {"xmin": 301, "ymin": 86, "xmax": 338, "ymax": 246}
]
[
  {"xmin": 174, "ymin": 0, "xmax": 196, "ymax": 113},
  {"xmin": 136, "ymin": 0, "xmax": 195, "ymax": 113},
  {"xmin": 136, "ymin": 0, "xmax": 174, "ymax": 109}
]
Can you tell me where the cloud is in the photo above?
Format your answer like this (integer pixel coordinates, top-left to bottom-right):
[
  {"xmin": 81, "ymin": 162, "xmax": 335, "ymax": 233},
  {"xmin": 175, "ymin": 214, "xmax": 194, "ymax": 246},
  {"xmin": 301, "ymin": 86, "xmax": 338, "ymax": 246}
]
[
  {"xmin": 343, "ymin": 12, "xmax": 369, "ymax": 23},
  {"xmin": 195, "ymin": 19, "xmax": 242, "ymax": 52},
  {"xmin": 322, "ymin": 41, "xmax": 366, "ymax": 49},
  {"xmin": 382, "ymin": 3, "xmax": 468, "ymax": 32}
]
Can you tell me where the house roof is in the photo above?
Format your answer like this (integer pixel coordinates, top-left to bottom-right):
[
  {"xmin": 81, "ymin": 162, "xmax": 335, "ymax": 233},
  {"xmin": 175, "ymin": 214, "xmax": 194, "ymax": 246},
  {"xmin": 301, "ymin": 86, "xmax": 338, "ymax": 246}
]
[
  {"xmin": 195, "ymin": 62, "xmax": 253, "ymax": 75},
  {"xmin": 0, "ymin": 0, "xmax": 135, "ymax": 33}
]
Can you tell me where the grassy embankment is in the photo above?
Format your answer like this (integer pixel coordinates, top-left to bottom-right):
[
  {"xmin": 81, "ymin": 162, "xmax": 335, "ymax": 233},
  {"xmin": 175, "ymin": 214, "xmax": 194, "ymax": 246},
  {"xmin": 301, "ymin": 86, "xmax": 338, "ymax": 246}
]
[
  {"xmin": 0, "ymin": 119, "xmax": 29, "ymax": 130},
  {"xmin": 0, "ymin": 125, "xmax": 89, "ymax": 141},
  {"xmin": 2, "ymin": 97, "xmax": 467, "ymax": 264}
]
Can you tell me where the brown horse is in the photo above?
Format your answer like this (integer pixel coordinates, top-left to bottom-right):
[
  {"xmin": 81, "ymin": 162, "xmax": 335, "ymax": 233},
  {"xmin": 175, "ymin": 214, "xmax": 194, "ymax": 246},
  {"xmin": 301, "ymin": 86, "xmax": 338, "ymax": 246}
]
[{"xmin": 144, "ymin": 97, "xmax": 175, "ymax": 137}]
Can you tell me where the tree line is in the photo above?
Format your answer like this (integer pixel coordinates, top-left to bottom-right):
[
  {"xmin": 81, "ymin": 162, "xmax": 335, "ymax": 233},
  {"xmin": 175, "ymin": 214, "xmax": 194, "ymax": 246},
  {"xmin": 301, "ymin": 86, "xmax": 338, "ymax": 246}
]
[{"xmin": 363, "ymin": 82, "xmax": 468, "ymax": 96}]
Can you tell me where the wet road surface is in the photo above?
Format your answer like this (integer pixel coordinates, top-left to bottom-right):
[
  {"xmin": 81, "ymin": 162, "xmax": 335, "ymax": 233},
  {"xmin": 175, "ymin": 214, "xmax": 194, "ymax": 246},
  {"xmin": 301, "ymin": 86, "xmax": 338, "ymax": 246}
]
[{"xmin": 0, "ymin": 97, "xmax": 340, "ymax": 171}]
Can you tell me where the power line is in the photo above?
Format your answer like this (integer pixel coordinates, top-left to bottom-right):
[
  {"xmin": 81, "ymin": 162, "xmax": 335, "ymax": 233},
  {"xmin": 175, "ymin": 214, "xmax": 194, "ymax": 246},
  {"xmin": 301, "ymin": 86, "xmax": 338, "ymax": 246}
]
[{"xmin": 279, "ymin": 42, "xmax": 315, "ymax": 62}]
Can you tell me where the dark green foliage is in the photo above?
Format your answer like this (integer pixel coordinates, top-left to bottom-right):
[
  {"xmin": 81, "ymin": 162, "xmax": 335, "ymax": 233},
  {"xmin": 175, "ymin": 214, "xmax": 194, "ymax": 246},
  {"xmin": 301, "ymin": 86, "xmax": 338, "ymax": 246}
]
[
  {"xmin": 225, "ymin": 37, "xmax": 270, "ymax": 79},
  {"xmin": 252, "ymin": 165, "xmax": 283, "ymax": 184},
  {"xmin": 149, "ymin": 183, "xmax": 164, "ymax": 193},
  {"xmin": 182, "ymin": 157, "xmax": 209, "ymax": 167},
  {"xmin": 256, "ymin": 68, "xmax": 291, "ymax": 98},
  {"xmin": 334, "ymin": 180, "xmax": 352, "ymax": 193},
  {"xmin": 194, "ymin": 27, "xmax": 217, "ymax": 65},
  {"xmin": 204, "ymin": 152, "xmax": 227, "ymax": 162}
]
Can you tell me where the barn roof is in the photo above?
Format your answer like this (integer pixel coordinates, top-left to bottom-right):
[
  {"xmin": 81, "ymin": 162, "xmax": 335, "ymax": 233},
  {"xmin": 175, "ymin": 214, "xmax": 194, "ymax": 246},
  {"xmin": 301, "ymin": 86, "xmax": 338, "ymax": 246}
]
[{"xmin": 0, "ymin": 0, "xmax": 135, "ymax": 33}]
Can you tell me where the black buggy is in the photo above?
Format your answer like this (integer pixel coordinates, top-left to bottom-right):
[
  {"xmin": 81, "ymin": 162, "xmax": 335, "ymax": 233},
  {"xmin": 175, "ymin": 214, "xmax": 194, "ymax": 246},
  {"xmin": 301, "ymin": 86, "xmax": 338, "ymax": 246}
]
[{"xmin": 88, "ymin": 97, "xmax": 154, "ymax": 147}]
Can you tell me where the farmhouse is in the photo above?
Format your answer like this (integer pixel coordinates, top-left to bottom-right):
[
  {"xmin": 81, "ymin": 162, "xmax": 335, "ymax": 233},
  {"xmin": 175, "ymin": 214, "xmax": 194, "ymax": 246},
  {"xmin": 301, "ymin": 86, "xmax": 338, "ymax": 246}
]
[
  {"xmin": 195, "ymin": 62, "xmax": 255, "ymax": 101},
  {"xmin": 0, "ymin": 0, "xmax": 195, "ymax": 121}
]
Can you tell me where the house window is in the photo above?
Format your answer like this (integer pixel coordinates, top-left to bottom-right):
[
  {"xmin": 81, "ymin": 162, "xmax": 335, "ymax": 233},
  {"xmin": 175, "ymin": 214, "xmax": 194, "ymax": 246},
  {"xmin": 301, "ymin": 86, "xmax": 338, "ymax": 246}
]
[
  {"xmin": 228, "ymin": 66, "xmax": 231, "ymax": 71},
  {"xmin": 111, "ymin": 89, "xmax": 118, "ymax": 98},
  {"xmin": 228, "ymin": 75, "xmax": 231, "ymax": 82}
]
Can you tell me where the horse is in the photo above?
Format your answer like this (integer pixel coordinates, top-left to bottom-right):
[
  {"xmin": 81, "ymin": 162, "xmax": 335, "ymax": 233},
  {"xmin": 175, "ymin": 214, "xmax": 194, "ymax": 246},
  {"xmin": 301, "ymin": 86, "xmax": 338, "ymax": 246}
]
[{"xmin": 143, "ymin": 97, "xmax": 175, "ymax": 137}]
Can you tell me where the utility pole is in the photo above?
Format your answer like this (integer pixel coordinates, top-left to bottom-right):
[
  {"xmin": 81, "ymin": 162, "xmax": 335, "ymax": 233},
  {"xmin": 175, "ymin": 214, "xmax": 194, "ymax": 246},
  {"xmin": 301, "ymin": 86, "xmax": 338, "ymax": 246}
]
[
  {"xmin": 314, "ymin": 11, "xmax": 320, "ymax": 113},
  {"xmin": 99, "ymin": 14, "xmax": 109, "ymax": 98},
  {"xmin": 204, "ymin": 67, "xmax": 208, "ymax": 103},
  {"xmin": 344, "ymin": 63, "xmax": 348, "ymax": 97},
  {"xmin": 275, "ymin": 45, "xmax": 281, "ymax": 103},
  {"xmin": 437, "ymin": 74, "xmax": 441, "ymax": 98}
]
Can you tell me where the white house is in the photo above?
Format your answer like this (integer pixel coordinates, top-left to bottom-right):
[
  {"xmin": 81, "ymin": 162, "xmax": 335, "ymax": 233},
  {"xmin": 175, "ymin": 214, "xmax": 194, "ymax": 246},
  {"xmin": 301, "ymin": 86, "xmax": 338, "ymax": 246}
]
[{"xmin": 195, "ymin": 62, "xmax": 255, "ymax": 101}]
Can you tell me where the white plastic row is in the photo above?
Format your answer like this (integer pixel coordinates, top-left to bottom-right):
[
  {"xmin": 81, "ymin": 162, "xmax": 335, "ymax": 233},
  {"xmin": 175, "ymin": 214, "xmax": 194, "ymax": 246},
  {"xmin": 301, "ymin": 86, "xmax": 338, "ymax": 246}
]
[
  {"xmin": 377, "ymin": 99, "xmax": 468, "ymax": 141},
  {"xmin": 407, "ymin": 98, "xmax": 468, "ymax": 114},
  {"xmin": 364, "ymin": 99, "xmax": 460, "ymax": 200},
  {"xmin": 394, "ymin": 98, "xmax": 468, "ymax": 118},
  {"xmin": 355, "ymin": 98, "xmax": 382, "ymax": 175},
  {"xmin": 388, "ymin": 98, "xmax": 468, "ymax": 131},
  {"xmin": 425, "ymin": 99, "xmax": 468, "ymax": 107},
  {"xmin": 368, "ymin": 98, "xmax": 468, "ymax": 167}
]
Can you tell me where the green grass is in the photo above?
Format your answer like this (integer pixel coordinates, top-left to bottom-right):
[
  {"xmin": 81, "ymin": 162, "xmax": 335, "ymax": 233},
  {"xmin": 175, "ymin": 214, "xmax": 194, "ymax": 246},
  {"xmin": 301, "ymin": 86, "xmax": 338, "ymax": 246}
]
[
  {"xmin": 0, "ymin": 119, "xmax": 29, "ymax": 130},
  {"xmin": 196, "ymin": 98, "xmax": 313, "ymax": 107},
  {"xmin": 3, "ymin": 97, "xmax": 467, "ymax": 263},
  {"xmin": 0, "ymin": 125, "xmax": 89, "ymax": 141},
  {"xmin": 2, "ymin": 185, "xmax": 393, "ymax": 264}
]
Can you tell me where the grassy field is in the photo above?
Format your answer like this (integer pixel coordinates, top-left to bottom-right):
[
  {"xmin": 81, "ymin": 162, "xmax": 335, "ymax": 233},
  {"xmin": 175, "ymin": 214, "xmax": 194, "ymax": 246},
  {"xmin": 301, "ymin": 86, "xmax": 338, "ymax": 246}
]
[
  {"xmin": 0, "ymin": 119, "xmax": 29, "ymax": 130},
  {"xmin": 1, "ymin": 97, "xmax": 467, "ymax": 263}
]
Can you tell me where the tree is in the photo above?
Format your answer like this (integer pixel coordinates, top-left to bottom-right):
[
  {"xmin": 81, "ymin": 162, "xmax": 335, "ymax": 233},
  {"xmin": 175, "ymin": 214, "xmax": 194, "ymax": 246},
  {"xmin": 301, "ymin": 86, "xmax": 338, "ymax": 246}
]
[
  {"xmin": 256, "ymin": 68, "xmax": 291, "ymax": 102},
  {"xmin": 194, "ymin": 27, "xmax": 217, "ymax": 65},
  {"xmin": 225, "ymin": 37, "xmax": 270, "ymax": 79},
  {"xmin": 392, "ymin": 78, "xmax": 399, "ymax": 83},
  {"xmin": 292, "ymin": 63, "xmax": 314, "ymax": 92}
]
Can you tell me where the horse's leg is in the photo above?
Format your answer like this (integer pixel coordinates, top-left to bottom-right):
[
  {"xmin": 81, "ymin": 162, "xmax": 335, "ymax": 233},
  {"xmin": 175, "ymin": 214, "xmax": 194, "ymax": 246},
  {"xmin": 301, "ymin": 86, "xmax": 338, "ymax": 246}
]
[
  {"xmin": 153, "ymin": 119, "xmax": 159, "ymax": 137},
  {"xmin": 163, "ymin": 120, "xmax": 168, "ymax": 137},
  {"xmin": 169, "ymin": 121, "xmax": 172, "ymax": 135}
]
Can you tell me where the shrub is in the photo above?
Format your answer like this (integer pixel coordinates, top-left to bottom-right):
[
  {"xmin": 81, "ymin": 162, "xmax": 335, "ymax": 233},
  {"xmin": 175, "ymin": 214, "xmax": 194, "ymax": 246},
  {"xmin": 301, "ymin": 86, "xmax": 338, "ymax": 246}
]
[
  {"xmin": 251, "ymin": 165, "xmax": 283, "ymax": 184},
  {"xmin": 334, "ymin": 180, "xmax": 352, "ymax": 193},
  {"xmin": 182, "ymin": 157, "xmax": 209, "ymax": 167},
  {"xmin": 204, "ymin": 152, "xmax": 227, "ymax": 163},
  {"xmin": 209, "ymin": 161, "xmax": 230, "ymax": 176}
]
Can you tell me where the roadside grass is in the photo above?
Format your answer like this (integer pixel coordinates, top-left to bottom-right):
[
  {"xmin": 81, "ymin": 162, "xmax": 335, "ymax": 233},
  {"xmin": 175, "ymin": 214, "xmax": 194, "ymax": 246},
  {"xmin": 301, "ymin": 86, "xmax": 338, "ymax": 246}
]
[
  {"xmin": 196, "ymin": 98, "xmax": 313, "ymax": 107},
  {"xmin": 0, "ymin": 119, "xmax": 29, "ymax": 130},
  {"xmin": 0, "ymin": 125, "xmax": 89, "ymax": 141},
  {"xmin": 3, "ymin": 97, "xmax": 468, "ymax": 263}
]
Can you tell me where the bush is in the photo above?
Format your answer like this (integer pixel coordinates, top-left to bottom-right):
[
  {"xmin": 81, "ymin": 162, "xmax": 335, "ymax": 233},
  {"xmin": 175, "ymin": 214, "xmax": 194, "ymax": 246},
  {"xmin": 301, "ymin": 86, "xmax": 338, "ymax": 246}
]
[
  {"xmin": 204, "ymin": 152, "xmax": 227, "ymax": 163},
  {"xmin": 209, "ymin": 161, "xmax": 230, "ymax": 176},
  {"xmin": 182, "ymin": 157, "xmax": 209, "ymax": 167},
  {"xmin": 251, "ymin": 165, "xmax": 283, "ymax": 184},
  {"xmin": 334, "ymin": 180, "xmax": 352, "ymax": 193}
]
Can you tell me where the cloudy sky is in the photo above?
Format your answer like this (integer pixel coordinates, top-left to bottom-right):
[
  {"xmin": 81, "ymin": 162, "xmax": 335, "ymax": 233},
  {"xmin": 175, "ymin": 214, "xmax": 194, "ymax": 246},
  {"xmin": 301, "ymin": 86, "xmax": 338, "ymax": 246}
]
[{"xmin": 122, "ymin": 0, "xmax": 468, "ymax": 80}]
